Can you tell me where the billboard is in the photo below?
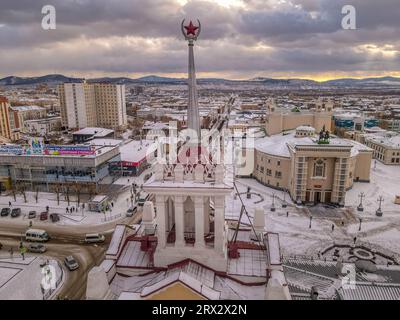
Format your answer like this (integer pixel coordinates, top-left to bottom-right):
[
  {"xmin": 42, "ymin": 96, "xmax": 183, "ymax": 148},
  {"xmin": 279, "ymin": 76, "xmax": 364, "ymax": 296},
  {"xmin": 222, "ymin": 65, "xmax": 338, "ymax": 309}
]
[{"xmin": 44, "ymin": 145, "xmax": 96, "ymax": 156}]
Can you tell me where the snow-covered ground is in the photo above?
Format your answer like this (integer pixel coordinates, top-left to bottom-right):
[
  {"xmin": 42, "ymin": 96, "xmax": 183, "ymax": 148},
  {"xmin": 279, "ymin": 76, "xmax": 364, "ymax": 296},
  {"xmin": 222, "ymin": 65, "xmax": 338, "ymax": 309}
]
[
  {"xmin": 0, "ymin": 254, "xmax": 63, "ymax": 300},
  {"xmin": 0, "ymin": 168, "xmax": 152, "ymax": 227},
  {"xmin": 228, "ymin": 161, "xmax": 400, "ymax": 258}
]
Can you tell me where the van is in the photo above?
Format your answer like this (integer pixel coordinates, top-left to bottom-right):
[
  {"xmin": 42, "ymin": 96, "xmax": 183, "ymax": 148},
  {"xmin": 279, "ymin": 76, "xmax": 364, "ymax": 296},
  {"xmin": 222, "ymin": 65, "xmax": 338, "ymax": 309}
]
[
  {"xmin": 25, "ymin": 229, "xmax": 50, "ymax": 242},
  {"xmin": 84, "ymin": 233, "xmax": 105, "ymax": 244},
  {"xmin": 28, "ymin": 243, "xmax": 47, "ymax": 253}
]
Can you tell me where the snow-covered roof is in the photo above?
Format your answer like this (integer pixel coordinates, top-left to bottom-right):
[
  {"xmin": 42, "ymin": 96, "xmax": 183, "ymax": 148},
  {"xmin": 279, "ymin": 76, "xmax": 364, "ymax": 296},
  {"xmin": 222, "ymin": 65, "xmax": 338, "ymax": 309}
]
[
  {"xmin": 255, "ymin": 131, "xmax": 368, "ymax": 158},
  {"xmin": 119, "ymin": 140, "xmax": 155, "ymax": 164},
  {"xmin": 73, "ymin": 127, "xmax": 114, "ymax": 137}
]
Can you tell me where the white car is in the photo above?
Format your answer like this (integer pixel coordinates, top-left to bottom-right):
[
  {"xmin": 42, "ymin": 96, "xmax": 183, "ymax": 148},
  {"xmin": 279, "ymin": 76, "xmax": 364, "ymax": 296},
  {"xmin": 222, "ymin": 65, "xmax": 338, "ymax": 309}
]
[{"xmin": 28, "ymin": 243, "xmax": 47, "ymax": 253}]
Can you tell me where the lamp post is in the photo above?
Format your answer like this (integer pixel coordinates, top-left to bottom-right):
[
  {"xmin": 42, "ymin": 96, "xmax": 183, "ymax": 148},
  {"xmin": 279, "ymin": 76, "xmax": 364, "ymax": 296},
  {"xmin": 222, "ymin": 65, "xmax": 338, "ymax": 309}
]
[
  {"xmin": 376, "ymin": 196, "xmax": 384, "ymax": 217},
  {"xmin": 358, "ymin": 218, "xmax": 362, "ymax": 231},
  {"xmin": 271, "ymin": 193, "xmax": 276, "ymax": 212},
  {"xmin": 309, "ymin": 215, "xmax": 313, "ymax": 229},
  {"xmin": 357, "ymin": 192, "xmax": 365, "ymax": 212},
  {"xmin": 282, "ymin": 190, "xmax": 287, "ymax": 208}
]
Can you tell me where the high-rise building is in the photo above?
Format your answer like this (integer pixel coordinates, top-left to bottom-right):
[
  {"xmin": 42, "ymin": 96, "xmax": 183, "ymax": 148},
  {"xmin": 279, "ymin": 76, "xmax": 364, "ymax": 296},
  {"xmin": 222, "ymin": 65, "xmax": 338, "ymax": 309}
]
[
  {"xmin": 0, "ymin": 96, "xmax": 20, "ymax": 141},
  {"xmin": 58, "ymin": 82, "xmax": 127, "ymax": 130}
]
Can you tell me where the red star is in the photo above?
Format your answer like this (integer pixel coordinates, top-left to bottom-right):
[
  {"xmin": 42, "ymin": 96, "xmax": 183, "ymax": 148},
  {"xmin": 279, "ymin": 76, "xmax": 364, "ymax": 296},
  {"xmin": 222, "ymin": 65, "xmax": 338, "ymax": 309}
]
[{"xmin": 184, "ymin": 21, "xmax": 198, "ymax": 36}]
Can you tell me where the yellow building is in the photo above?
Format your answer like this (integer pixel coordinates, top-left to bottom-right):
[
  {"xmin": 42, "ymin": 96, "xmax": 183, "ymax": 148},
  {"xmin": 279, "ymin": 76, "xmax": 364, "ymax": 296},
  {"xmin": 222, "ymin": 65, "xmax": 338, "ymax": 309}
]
[
  {"xmin": 0, "ymin": 96, "xmax": 20, "ymax": 141},
  {"xmin": 253, "ymin": 126, "xmax": 372, "ymax": 205},
  {"xmin": 58, "ymin": 82, "xmax": 127, "ymax": 130},
  {"xmin": 265, "ymin": 99, "xmax": 333, "ymax": 136}
]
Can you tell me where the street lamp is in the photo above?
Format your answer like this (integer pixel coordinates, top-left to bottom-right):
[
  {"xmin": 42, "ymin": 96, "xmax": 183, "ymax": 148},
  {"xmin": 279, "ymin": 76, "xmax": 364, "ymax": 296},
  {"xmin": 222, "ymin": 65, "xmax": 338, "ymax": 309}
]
[
  {"xmin": 271, "ymin": 193, "xmax": 276, "ymax": 212},
  {"xmin": 309, "ymin": 215, "xmax": 313, "ymax": 229},
  {"xmin": 376, "ymin": 196, "xmax": 384, "ymax": 217},
  {"xmin": 357, "ymin": 192, "xmax": 365, "ymax": 212},
  {"xmin": 358, "ymin": 218, "xmax": 362, "ymax": 231}
]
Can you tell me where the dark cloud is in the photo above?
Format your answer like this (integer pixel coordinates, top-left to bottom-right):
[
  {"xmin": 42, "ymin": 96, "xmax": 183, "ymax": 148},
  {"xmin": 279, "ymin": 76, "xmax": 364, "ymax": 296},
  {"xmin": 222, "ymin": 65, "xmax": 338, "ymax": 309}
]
[{"xmin": 0, "ymin": 0, "xmax": 399, "ymax": 78}]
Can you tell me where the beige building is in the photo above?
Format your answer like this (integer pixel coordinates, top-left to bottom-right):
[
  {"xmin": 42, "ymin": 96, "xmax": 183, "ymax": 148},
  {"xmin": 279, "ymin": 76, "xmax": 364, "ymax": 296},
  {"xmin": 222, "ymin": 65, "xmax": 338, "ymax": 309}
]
[
  {"xmin": 358, "ymin": 132, "xmax": 400, "ymax": 165},
  {"xmin": 253, "ymin": 126, "xmax": 372, "ymax": 205},
  {"xmin": 0, "ymin": 96, "xmax": 20, "ymax": 141},
  {"xmin": 265, "ymin": 100, "xmax": 333, "ymax": 136},
  {"xmin": 58, "ymin": 82, "xmax": 127, "ymax": 130}
]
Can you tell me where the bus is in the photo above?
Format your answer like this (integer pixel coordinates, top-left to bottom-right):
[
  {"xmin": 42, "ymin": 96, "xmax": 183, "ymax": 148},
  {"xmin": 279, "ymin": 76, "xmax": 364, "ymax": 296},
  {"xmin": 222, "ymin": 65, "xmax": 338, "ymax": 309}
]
[{"xmin": 25, "ymin": 229, "xmax": 50, "ymax": 242}]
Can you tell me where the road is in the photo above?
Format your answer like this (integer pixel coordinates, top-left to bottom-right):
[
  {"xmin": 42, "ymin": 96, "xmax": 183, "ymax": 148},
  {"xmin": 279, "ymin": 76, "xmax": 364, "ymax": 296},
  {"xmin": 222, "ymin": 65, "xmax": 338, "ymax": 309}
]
[{"xmin": 0, "ymin": 209, "xmax": 142, "ymax": 300}]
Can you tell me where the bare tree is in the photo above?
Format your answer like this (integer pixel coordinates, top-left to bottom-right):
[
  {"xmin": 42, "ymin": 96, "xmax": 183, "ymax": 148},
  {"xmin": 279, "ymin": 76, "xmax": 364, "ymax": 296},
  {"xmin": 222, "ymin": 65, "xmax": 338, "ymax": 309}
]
[
  {"xmin": 35, "ymin": 187, "xmax": 39, "ymax": 204},
  {"xmin": 66, "ymin": 186, "xmax": 70, "ymax": 206}
]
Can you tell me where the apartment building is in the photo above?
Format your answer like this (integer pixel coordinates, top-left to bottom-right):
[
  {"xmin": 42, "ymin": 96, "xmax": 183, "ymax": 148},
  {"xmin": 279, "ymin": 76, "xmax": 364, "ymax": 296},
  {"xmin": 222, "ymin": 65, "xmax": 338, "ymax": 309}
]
[
  {"xmin": 0, "ymin": 96, "xmax": 20, "ymax": 141},
  {"xmin": 58, "ymin": 82, "xmax": 127, "ymax": 130}
]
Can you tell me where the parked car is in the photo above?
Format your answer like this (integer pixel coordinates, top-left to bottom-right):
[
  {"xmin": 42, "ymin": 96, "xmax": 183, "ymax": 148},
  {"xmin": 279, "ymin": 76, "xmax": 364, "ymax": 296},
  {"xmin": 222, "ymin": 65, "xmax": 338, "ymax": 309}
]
[
  {"xmin": 28, "ymin": 243, "xmax": 47, "ymax": 253},
  {"xmin": 1, "ymin": 208, "xmax": 10, "ymax": 217},
  {"xmin": 126, "ymin": 205, "xmax": 137, "ymax": 217},
  {"xmin": 28, "ymin": 211, "xmax": 37, "ymax": 219},
  {"xmin": 11, "ymin": 208, "xmax": 21, "ymax": 218},
  {"xmin": 64, "ymin": 256, "xmax": 79, "ymax": 271},
  {"xmin": 50, "ymin": 213, "xmax": 60, "ymax": 223},
  {"xmin": 83, "ymin": 233, "xmax": 105, "ymax": 244},
  {"xmin": 40, "ymin": 212, "xmax": 48, "ymax": 221}
]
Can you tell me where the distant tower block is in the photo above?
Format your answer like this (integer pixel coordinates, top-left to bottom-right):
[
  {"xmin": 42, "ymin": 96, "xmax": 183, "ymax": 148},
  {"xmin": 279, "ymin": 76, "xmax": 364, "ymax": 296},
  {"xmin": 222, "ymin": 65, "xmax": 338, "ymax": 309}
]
[{"xmin": 181, "ymin": 19, "xmax": 202, "ymax": 143}]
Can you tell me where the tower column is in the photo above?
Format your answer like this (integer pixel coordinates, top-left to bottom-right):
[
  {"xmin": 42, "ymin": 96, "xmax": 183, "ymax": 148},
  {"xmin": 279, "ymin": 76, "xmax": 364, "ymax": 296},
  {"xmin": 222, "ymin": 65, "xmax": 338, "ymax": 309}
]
[
  {"xmin": 194, "ymin": 196, "xmax": 205, "ymax": 248},
  {"xmin": 204, "ymin": 197, "xmax": 210, "ymax": 234},
  {"xmin": 214, "ymin": 196, "xmax": 225, "ymax": 254},
  {"xmin": 155, "ymin": 195, "xmax": 166, "ymax": 248},
  {"xmin": 187, "ymin": 41, "xmax": 200, "ymax": 140},
  {"xmin": 174, "ymin": 195, "xmax": 185, "ymax": 247}
]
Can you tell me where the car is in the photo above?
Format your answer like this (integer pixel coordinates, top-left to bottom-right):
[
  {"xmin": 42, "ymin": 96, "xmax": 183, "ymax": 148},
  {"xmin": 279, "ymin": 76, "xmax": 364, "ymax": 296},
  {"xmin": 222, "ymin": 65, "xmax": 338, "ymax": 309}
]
[
  {"xmin": 11, "ymin": 208, "xmax": 21, "ymax": 218},
  {"xmin": 28, "ymin": 243, "xmax": 47, "ymax": 253},
  {"xmin": 40, "ymin": 212, "xmax": 48, "ymax": 221},
  {"xmin": 126, "ymin": 205, "xmax": 137, "ymax": 217},
  {"xmin": 28, "ymin": 211, "xmax": 37, "ymax": 219},
  {"xmin": 64, "ymin": 255, "xmax": 79, "ymax": 271},
  {"xmin": 84, "ymin": 233, "xmax": 105, "ymax": 244},
  {"xmin": 50, "ymin": 213, "xmax": 60, "ymax": 223},
  {"xmin": 1, "ymin": 208, "xmax": 10, "ymax": 217}
]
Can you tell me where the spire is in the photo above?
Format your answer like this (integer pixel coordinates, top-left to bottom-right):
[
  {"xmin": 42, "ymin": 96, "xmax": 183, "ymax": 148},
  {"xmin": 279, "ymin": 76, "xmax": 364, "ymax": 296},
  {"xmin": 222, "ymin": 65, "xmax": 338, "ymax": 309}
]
[{"xmin": 182, "ymin": 19, "xmax": 201, "ymax": 143}]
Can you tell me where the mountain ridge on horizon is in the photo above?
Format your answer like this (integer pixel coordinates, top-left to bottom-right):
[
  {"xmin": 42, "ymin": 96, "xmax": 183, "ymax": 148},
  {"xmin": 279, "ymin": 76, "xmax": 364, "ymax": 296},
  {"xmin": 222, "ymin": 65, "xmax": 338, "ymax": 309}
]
[{"xmin": 1, "ymin": 74, "xmax": 400, "ymax": 87}]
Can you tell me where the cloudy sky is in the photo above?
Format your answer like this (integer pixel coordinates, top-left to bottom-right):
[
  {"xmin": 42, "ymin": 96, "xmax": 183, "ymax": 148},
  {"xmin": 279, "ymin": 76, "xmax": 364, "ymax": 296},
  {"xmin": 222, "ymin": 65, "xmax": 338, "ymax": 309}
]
[{"xmin": 0, "ymin": 0, "xmax": 399, "ymax": 80}]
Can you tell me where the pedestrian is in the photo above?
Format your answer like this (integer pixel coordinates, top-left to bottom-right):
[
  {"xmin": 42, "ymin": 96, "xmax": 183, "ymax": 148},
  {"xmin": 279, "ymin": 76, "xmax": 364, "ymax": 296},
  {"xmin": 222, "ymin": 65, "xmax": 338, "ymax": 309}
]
[
  {"xmin": 111, "ymin": 202, "xmax": 114, "ymax": 208},
  {"xmin": 46, "ymin": 206, "xmax": 49, "ymax": 212},
  {"xmin": 8, "ymin": 201, "xmax": 11, "ymax": 207},
  {"xmin": 82, "ymin": 203, "xmax": 85, "ymax": 210},
  {"xmin": 128, "ymin": 179, "xmax": 130, "ymax": 183},
  {"xmin": 66, "ymin": 207, "xmax": 69, "ymax": 214},
  {"xmin": 286, "ymin": 211, "xmax": 289, "ymax": 217},
  {"xmin": 353, "ymin": 236, "xmax": 357, "ymax": 244},
  {"xmin": 29, "ymin": 221, "xmax": 32, "ymax": 228},
  {"xmin": 331, "ymin": 224, "xmax": 335, "ymax": 231},
  {"xmin": 341, "ymin": 220, "xmax": 345, "ymax": 226},
  {"xmin": 9, "ymin": 247, "xmax": 13, "ymax": 258}
]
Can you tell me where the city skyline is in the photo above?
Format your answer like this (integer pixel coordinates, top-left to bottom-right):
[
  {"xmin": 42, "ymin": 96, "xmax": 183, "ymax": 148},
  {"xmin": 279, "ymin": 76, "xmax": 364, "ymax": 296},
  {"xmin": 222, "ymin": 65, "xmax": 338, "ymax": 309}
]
[{"xmin": 1, "ymin": 0, "xmax": 400, "ymax": 81}]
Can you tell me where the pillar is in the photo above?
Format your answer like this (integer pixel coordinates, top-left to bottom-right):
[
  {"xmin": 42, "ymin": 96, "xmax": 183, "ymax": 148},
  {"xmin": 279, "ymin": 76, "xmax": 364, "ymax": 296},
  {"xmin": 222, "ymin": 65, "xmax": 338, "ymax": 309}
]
[
  {"xmin": 155, "ymin": 195, "xmax": 166, "ymax": 248},
  {"xmin": 174, "ymin": 195, "xmax": 185, "ymax": 247},
  {"xmin": 204, "ymin": 197, "xmax": 210, "ymax": 234},
  {"xmin": 214, "ymin": 196, "xmax": 225, "ymax": 253},
  {"xmin": 194, "ymin": 196, "xmax": 205, "ymax": 248}
]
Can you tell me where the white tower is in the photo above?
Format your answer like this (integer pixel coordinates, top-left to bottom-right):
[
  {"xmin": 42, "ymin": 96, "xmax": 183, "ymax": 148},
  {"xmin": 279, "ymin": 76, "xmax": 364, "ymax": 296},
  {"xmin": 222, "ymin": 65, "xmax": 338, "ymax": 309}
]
[{"xmin": 181, "ymin": 20, "xmax": 202, "ymax": 142}]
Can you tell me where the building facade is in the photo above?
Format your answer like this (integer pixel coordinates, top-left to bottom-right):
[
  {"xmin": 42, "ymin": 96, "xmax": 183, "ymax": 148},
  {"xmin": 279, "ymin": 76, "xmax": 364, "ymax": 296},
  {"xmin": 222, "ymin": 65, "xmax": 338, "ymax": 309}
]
[
  {"xmin": 253, "ymin": 127, "xmax": 372, "ymax": 205},
  {"xmin": 58, "ymin": 82, "xmax": 127, "ymax": 130},
  {"xmin": 0, "ymin": 96, "xmax": 20, "ymax": 141},
  {"xmin": 265, "ymin": 102, "xmax": 332, "ymax": 136}
]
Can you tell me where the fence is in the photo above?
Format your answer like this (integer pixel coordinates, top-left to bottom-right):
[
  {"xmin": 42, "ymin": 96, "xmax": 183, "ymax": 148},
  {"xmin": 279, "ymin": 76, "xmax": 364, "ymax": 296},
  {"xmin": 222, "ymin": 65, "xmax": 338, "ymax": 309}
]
[{"xmin": 101, "ymin": 213, "xmax": 122, "ymax": 222}]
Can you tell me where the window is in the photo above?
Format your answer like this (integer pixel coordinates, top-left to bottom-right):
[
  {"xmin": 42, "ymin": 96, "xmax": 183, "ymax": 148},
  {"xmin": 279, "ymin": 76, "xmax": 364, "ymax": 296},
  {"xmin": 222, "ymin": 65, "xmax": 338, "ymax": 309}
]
[
  {"xmin": 313, "ymin": 159, "xmax": 326, "ymax": 178},
  {"xmin": 277, "ymin": 160, "xmax": 281, "ymax": 166}
]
